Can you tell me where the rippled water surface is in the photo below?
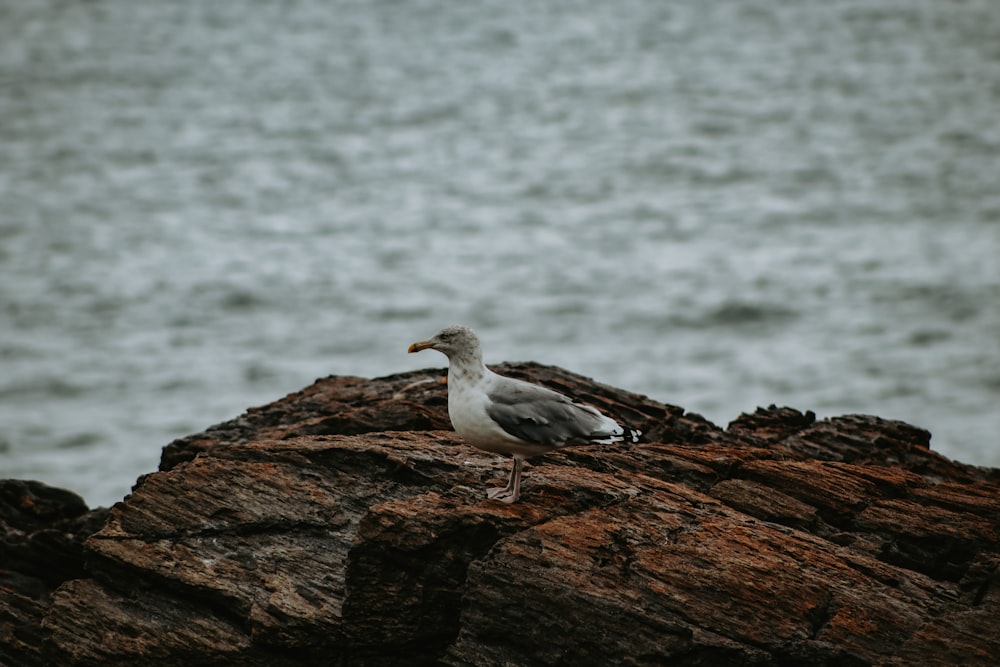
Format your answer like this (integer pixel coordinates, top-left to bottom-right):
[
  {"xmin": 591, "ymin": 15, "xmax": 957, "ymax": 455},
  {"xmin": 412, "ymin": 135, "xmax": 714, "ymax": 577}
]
[{"xmin": 2, "ymin": 0, "xmax": 999, "ymax": 506}]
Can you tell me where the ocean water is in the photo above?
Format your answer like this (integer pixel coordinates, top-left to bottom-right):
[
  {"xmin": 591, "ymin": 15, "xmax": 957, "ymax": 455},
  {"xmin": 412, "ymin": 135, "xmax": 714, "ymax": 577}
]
[{"xmin": 1, "ymin": 0, "xmax": 998, "ymax": 507}]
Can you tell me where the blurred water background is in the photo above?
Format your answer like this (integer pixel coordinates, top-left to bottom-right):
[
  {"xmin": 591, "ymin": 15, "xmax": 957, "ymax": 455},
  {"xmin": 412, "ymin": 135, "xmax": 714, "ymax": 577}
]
[{"xmin": 2, "ymin": 0, "xmax": 998, "ymax": 507}]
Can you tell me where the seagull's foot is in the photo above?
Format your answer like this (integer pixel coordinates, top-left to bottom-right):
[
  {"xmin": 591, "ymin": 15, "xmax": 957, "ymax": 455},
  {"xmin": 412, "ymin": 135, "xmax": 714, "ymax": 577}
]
[{"xmin": 486, "ymin": 487, "xmax": 520, "ymax": 504}]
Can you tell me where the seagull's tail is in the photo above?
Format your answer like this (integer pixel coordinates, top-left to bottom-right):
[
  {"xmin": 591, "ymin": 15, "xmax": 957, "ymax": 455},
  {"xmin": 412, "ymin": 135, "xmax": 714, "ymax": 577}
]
[{"xmin": 590, "ymin": 417, "xmax": 641, "ymax": 445}]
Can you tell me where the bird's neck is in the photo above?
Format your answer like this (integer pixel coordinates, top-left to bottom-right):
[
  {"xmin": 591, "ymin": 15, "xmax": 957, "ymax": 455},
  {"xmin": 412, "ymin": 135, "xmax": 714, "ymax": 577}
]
[{"xmin": 447, "ymin": 349, "xmax": 487, "ymax": 385}]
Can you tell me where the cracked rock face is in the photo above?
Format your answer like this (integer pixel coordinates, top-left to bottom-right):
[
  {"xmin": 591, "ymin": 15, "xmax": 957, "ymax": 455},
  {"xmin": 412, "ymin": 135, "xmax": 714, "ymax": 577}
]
[{"xmin": 3, "ymin": 364, "xmax": 999, "ymax": 666}]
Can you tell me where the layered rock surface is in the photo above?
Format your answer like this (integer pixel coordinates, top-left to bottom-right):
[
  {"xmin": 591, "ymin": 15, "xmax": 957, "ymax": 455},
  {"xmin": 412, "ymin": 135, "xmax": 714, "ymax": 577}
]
[{"xmin": 2, "ymin": 364, "xmax": 999, "ymax": 666}]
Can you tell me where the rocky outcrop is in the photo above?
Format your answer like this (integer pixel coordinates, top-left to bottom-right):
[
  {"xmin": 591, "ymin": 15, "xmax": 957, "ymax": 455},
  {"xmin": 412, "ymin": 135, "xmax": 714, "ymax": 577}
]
[
  {"xmin": 2, "ymin": 364, "xmax": 999, "ymax": 666},
  {"xmin": 0, "ymin": 481, "xmax": 110, "ymax": 667}
]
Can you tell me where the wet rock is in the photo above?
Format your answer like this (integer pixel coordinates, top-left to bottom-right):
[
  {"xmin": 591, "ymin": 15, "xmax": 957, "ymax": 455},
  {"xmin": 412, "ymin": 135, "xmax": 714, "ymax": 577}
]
[{"xmin": 2, "ymin": 365, "xmax": 998, "ymax": 665}]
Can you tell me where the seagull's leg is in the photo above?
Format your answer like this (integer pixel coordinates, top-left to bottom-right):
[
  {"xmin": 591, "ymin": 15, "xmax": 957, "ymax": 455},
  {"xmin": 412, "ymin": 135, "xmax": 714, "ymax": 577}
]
[
  {"xmin": 506, "ymin": 456, "xmax": 523, "ymax": 502},
  {"xmin": 487, "ymin": 456, "xmax": 523, "ymax": 503}
]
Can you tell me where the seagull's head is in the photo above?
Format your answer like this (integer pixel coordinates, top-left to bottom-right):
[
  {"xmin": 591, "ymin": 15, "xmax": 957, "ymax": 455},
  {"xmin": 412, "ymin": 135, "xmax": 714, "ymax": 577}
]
[{"xmin": 408, "ymin": 325, "xmax": 480, "ymax": 359}]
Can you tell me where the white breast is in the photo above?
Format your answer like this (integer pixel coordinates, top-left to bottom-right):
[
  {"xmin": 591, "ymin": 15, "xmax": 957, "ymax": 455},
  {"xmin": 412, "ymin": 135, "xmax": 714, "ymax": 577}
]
[{"xmin": 447, "ymin": 372, "xmax": 532, "ymax": 456}]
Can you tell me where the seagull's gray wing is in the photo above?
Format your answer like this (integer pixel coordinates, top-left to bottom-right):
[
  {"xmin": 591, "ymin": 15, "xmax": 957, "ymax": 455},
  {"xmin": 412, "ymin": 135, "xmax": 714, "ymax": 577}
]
[{"xmin": 485, "ymin": 377, "xmax": 622, "ymax": 448}]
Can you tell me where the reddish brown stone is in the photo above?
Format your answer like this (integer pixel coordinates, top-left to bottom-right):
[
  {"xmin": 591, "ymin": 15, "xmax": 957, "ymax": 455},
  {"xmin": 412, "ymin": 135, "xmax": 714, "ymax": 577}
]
[{"xmin": 0, "ymin": 364, "xmax": 997, "ymax": 666}]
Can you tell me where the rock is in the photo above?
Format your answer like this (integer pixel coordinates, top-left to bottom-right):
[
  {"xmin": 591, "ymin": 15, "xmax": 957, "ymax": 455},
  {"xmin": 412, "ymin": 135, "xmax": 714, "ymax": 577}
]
[
  {"xmin": 2, "ymin": 365, "xmax": 999, "ymax": 666},
  {"xmin": 0, "ymin": 480, "xmax": 110, "ymax": 667}
]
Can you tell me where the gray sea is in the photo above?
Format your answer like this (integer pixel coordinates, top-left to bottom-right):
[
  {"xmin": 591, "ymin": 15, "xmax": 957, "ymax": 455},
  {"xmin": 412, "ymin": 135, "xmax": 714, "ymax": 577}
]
[{"xmin": 2, "ymin": 0, "xmax": 998, "ymax": 507}]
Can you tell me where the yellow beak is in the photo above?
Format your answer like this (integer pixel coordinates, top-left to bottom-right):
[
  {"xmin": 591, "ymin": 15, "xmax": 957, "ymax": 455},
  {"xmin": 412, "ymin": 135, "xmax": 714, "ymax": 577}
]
[{"xmin": 408, "ymin": 340, "xmax": 434, "ymax": 353}]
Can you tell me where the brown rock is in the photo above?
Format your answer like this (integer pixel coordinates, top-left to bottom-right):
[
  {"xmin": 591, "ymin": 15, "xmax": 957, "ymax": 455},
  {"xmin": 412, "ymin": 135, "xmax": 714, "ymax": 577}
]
[
  {"xmin": 1, "ymin": 364, "xmax": 998, "ymax": 666},
  {"xmin": 0, "ymin": 480, "xmax": 111, "ymax": 667}
]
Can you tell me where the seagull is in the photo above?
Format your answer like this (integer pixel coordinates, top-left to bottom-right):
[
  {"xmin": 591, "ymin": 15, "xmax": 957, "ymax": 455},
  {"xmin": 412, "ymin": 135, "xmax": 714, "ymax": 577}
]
[{"xmin": 407, "ymin": 325, "xmax": 640, "ymax": 503}]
